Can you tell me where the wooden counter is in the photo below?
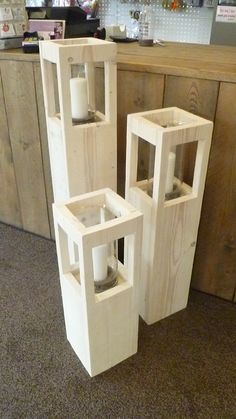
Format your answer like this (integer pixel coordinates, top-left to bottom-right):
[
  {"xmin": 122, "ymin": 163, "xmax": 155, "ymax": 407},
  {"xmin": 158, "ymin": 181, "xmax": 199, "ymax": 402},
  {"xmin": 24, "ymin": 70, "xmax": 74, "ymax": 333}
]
[{"xmin": 0, "ymin": 43, "xmax": 235, "ymax": 302}]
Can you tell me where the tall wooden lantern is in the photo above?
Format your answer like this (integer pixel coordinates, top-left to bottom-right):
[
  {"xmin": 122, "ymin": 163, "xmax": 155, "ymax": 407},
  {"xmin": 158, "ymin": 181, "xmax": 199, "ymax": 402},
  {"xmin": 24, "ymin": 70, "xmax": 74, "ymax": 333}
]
[
  {"xmin": 125, "ymin": 107, "xmax": 213, "ymax": 325},
  {"xmin": 40, "ymin": 38, "xmax": 117, "ymax": 202},
  {"xmin": 53, "ymin": 188, "xmax": 143, "ymax": 376}
]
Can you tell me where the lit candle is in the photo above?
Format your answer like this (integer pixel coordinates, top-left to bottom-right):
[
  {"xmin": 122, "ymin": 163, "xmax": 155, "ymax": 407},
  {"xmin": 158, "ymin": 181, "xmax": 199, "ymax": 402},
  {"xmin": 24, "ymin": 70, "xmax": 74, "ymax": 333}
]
[
  {"xmin": 92, "ymin": 244, "xmax": 108, "ymax": 282},
  {"xmin": 70, "ymin": 77, "xmax": 88, "ymax": 120},
  {"xmin": 165, "ymin": 151, "xmax": 176, "ymax": 194}
]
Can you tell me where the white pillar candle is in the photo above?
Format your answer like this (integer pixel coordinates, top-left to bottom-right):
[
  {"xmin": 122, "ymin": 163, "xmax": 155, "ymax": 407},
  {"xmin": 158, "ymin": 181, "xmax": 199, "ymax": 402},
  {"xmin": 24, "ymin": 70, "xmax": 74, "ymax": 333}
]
[
  {"xmin": 92, "ymin": 244, "xmax": 108, "ymax": 282},
  {"xmin": 165, "ymin": 151, "xmax": 176, "ymax": 194},
  {"xmin": 70, "ymin": 77, "xmax": 88, "ymax": 120}
]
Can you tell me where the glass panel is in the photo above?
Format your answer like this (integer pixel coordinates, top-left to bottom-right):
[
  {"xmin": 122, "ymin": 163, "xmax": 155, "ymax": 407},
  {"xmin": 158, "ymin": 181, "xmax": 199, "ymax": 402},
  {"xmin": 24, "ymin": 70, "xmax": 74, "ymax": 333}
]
[
  {"xmin": 165, "ymin": 141, "xmax": 198, "ymax": 201},
  {"xmin": 93, "ymin": 240, "xmax": 118, "ymax": 293},
  {"xmin": 137, "ymin": 136, "xmax": 155, "ymax": 198},
  {"xmin": 76, "ymin": 205, "xmax": 116, "ymax": 228},
  {"xmin": 143, "ymin": 108, "xmax": 194, "ymax": 127}
]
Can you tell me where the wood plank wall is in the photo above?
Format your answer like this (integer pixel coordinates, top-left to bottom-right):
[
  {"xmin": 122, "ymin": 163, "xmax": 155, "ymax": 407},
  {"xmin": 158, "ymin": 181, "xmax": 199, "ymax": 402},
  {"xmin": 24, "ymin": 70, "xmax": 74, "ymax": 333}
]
[
  {"xmin": 0, "ymin": 60, "xmax": 51, "ymax": 238},
  {"xmin": 191, "ymin": 82, "xmax": 236, "ymax": 301},
  {"xmin": 0, "ymin": 68, "xmax": 22, "ymax": 227}
]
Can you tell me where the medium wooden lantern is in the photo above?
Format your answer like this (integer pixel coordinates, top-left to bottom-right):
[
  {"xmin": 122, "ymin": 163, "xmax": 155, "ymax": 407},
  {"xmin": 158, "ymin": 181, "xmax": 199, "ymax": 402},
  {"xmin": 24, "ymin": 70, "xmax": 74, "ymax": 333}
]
[
  {"xmin": 53, "ymin": 188, "xmax": 143, "ymax": 377},
  {"xmin": 125, "ymin": 107, "xmax": 213, "ymax": 325},
  {"xmin": 40, "ymin": 38, "xmax": 117, "ymax": 202}
]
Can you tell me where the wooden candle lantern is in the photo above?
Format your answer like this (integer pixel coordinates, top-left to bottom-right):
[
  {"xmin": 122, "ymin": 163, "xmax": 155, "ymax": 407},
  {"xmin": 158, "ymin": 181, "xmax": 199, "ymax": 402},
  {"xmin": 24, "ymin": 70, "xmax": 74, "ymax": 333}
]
[
  {"xmin": 125, "ymin": 107, "xmax": 213, "ymax": 325},
  {"xmin": 39, "ymin": 38, "xmax": 117, "ymax": 202},
  {"xmin": 53, "ymin": 188, "xmax": 143, "ymax": 376}
]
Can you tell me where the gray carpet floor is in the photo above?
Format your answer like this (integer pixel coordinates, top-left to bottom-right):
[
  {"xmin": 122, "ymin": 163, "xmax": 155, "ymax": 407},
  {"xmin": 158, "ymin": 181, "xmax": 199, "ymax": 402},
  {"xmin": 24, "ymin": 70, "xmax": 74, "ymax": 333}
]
[{"xmin": 0, "ymin": 222, "xmax": 236, "ymax": 419}]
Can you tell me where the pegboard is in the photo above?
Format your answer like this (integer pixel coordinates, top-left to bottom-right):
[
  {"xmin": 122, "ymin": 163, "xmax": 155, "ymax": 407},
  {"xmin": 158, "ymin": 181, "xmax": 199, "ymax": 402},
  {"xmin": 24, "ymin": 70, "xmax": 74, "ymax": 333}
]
[{"xmin": 98, "ymin": 0, "xmax": 215, "ymax": 44}]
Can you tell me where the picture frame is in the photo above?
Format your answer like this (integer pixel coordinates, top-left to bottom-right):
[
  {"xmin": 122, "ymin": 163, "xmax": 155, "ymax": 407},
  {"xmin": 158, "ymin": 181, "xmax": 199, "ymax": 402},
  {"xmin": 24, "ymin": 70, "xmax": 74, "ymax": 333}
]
[{"xmin": 28, "ymin": 19, "xmax": 65, "ymax": 40}]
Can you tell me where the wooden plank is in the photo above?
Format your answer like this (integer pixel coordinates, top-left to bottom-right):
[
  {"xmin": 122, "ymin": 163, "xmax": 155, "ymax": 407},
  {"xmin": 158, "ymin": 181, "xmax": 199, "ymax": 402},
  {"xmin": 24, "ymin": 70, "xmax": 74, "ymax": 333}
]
[
  {"xmin": 164, "ymin": 75, "xmax": 219, "ymax": 121},
  {"xmin": 126, "ymin": 108, "xmax": 213, "ymax": 324},
  {"xmin": 0, "ymin": 65, "xmax": 22, "ymax": 227},
  {"xmin": 1, "ymin": 60, "xmax": 50, "ymax": 238},
  {"xmin": 40, "ymin": 40, "xmax": 117, "ymax": 204},
  {"xmin": 191, "ymin": 82, "xmax": 236, "ymax": 301},
  {"xmin": 117, "ymin": 43, "xmax": 236, "ymax": 83},
  {"xmin": 117, "ymin": 70, "xmax": 164, "ymax": 196},
  {"xmin": 164, "ymin": 76, "xmax": 219, "ymax": 186},
  {"xmin": 117, "ymin": 42, "xmax": 236, "ymax": 67},
  {"xmin": 34, "ymin": 62, "xmax": 54, "ymax": 239},
  {"xmin": 53, "ymin": 188, "xmax": 143, "ymax": 376}
]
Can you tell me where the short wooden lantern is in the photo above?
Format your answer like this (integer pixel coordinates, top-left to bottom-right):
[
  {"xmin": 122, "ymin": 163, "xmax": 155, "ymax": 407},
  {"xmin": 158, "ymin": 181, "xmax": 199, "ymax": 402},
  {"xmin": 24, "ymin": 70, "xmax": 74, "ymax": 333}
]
[
  {"xmin": 125, "ymin": 107, "xmax": 213, "ymax": 325},
  {"xmin": 53, "ymin": 188, "xmax": 143, "ymax": 377},
  {"xmin": 40, "ymin": 38, "xmax": 117, "ymax": 202}
]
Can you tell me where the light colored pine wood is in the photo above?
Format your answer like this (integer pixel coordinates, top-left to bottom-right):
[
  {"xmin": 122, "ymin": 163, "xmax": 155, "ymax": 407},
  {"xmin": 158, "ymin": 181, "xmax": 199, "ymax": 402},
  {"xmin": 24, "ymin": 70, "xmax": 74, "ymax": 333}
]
[
  {"xmin": 0, "ymin": 66, "xmax": 22, "ymax": 227},
  {"xmin": 126, "ymin": 107, "xmax": 213, "ymax": 324},
  {"xmin": 0, "ymin": 60, "xmax": 50, "ymax": 238},
  {"xmin": 164, "ymin": 76, "xmax": 219, "ymax": 121},
  {"xmin": 40, "ymin": 38, "xmax": 117, "ymax": 202},
  {"xmin": 34, "ymin": 62, "xmax": 55, "ymax": 238},
  {"xmin": 191, "ymin": 82, "xmax": 236, "ymax": 301},
  {"xmin": 53, "ymin": 188, "xmax": 143, "ymax": 377},
  {"xmin": 116, "ymin": 42, "xmax": 236, "ymax": 83}
]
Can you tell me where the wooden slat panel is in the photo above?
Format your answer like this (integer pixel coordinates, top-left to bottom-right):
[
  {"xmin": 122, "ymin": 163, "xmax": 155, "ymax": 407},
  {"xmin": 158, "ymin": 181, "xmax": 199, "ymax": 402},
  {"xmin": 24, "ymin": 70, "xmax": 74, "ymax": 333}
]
[
  {"xmin": 164, "ymin": 76, "xmax": 219, "ymax": 185},
  {"xmin": 164, "ymin": 75, "xmax": 219, "ymax": 120},
  {"xmin": 1, "ymin": 61, "xmax": 50, "ymax": 238},
  {"xmin": 34, "ymin": 62, "xmax": 54, "ymax": 239},
  {"xmin": 0, "ymin": 66, "xmax": 22, "ymax": 227},
  {"xmin": 117, "ymin": 70, "xmax": 164, "ymax": 196},
  {"xmin": 191, "ymin": 82, "xmax": 236, "ymax": 301}
]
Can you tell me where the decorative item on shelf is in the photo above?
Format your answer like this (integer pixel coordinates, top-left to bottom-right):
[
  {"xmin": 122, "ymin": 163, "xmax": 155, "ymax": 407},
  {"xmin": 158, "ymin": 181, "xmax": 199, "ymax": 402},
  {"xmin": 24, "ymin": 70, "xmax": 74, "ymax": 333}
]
[
  {"xmin": 28, "ymin": 19, "xmax": 65, "ymax": 40},
  {"xmin": 138, "ymin": 5, "xmax": 154, "ymax": 46},
  {"xmin": 79, "ymin": 0, "xmax": 99, "ymax": 18},
  {"xmin": 39, "ymin": 37, "xmax": 117, "ymax": 203},
  {"xmin": 105, "ymin": 24, "xmax": 127, "ymax": 40},
  {"xmin": 129, "ymin": 10, "xmax": 140, "ymax": 39},
  {"xmin": 162, "ymin": 0, "xmax": 187, "ymax": 10},
  {"xmin": 22, "ymin": 31, "xmax": 42, "ymax": 53},
  {"xmin": 53, "ymin": 188, "xmax": 143, "ymax": 377},
  {"xmin": 125, "ymin": 107, "xmax": 213, "ymax": 325}
]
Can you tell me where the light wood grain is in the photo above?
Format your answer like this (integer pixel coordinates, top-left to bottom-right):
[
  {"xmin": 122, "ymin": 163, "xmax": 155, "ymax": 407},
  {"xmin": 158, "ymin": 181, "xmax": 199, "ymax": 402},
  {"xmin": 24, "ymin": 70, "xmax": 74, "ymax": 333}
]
[
  {"xmin": 1, "ymin": 60, "xmax": 50, "ymax": 237},
  {"xmin": 191, "ymin": 82, "xmax": 236, "ymax": 300},
  {"xmin": 117, "ymin": 70, "xmax": 164, "ymax": 196},
  {"xmin": 126, "ymin": 108, "xmax": 213, "ymax": 324},
  {"xmin": 164, "ymin": 76, "xmax": 219, "ymax": 121},
  {"xmin": 34, "ymin": 62, "xmax": 55, "ymax": 238},
  {"xmin": 40, "ymin": 39, "xmax": 117, "ymax": 202},
  {"xmin": 0, "ymin": 66, "xmax": 22, "ymax": 227},
  {"xmin": 53, "ymin": 188, "xmax": 143, "ymax": 376},
  {"xmin": 116, "ymin": 43, "xmax": 236, "ymax": 83}
]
